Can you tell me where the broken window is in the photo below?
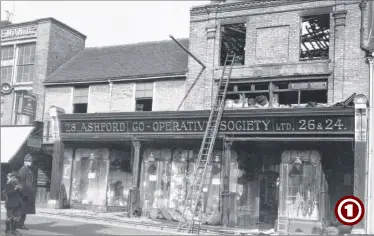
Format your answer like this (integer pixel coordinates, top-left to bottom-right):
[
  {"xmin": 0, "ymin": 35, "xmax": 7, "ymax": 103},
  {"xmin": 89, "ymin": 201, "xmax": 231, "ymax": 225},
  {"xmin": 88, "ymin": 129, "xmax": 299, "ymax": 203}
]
[
  {"xmin": 220, "ymin": 23, "xmax": 246, "ymax": 66},
  {"xmin": 300, "ymin": 14, "xmax": 330, "ymax": 60},
  {"xmin": 224, "ymin": 80, "xmax": 328, "ymax": 109}
]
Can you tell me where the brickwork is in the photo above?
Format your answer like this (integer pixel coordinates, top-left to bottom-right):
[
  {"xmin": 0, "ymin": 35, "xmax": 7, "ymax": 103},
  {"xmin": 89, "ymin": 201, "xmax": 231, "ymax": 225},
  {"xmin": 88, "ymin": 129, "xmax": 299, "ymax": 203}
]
[
  {"xmin": 88, "ymin": 84, "xmax": 111, "ymax": 113},
  {"xmin": 0, "ymin": 94, "xmax": 14, "ymax": 125},
  {"xmin": 183, "ymin": 0, "xmax": 369, "ymax": 109},
  {"xmin": 1, "ymin": 18, "xmax": 85, "ymax": 127},
  {"xmin": 111, "ymin": 83, "xmax": 135, "ymax": 112},
  {"xmin": 153, "ymin": 79, "xmax": 185, "ymax": 111}
]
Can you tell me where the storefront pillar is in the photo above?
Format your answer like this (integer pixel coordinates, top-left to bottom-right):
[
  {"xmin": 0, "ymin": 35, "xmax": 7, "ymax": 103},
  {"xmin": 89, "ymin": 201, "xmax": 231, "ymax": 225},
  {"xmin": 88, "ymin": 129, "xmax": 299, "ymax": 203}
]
[
  {"xmin": 47, "ymin": 105, "xmax": 65, "ymax": 209},
  {"xmin": 222, "ymin": 138, "xmax": 233, "ymax": 227},
  {"xmin": 132, "ymin": 140, "xmax": 141, "ymax": 187},
  {"xmin": 352, "ymin": 95, "xmax": 368, "ymax": 233},
  {"xmin": 48, "ymin": 140, "xmax": 64, "ymax": 208},
  {"xmin": 128, "ymin": 140, "xmax": 141, "ymax": 217},
  {"xmin": 331, "ymin": 9, "xmax": 347, "ymax": 103}
]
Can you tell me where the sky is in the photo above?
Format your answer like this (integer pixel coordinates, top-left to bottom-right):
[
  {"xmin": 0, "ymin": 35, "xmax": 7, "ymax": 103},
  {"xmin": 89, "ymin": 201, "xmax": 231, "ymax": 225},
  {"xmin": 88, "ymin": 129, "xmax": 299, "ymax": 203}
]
[{"xmin": 1, "ymin": 1, "xmax": 210, "ymax": 47}]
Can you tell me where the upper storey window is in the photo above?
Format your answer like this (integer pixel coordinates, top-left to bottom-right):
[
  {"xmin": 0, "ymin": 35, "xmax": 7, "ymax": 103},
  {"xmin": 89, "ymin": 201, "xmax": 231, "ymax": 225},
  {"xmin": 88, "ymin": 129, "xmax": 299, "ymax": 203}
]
[
  {"xmin": 16, "ymin": 43, "xmax": 36, "ymax": 83},
  {"xmin": 135, "ymin": 82, "xmax": 153, "ymax": 111},
  {"xmin": 73, "ymin": 86, "xmax": 89, "ymax": 113},
  {"xmin": 1, "ymin": 46, "xmax": 14, "ymax": 61},
  {"xmin": 1, "ymin": 46, "xmax": 15, "ymax": 84},
  {"xmin": 300, "ymin": 14, "xmax": 330, "ymax": 60},
  {"xmin": 220, "ymin": 23, "xmax": 246, "ymax": 66}
]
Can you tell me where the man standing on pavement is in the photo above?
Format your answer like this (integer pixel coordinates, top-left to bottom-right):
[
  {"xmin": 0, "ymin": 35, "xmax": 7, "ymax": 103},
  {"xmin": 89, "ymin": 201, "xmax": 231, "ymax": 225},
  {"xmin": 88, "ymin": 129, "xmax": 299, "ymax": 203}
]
[{"xmin": 16, "ymin": 154, "xmax": 37, "ymax": 230}]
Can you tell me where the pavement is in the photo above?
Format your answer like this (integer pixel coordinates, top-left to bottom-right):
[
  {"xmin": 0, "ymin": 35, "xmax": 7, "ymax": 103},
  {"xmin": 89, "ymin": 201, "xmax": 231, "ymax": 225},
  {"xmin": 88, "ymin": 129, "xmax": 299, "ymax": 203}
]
[
  {"xmin": 0, "ymin": 213, "xmax": 183, "ymax": 236},
  {"xmin": 0, "ymin": 202, "xmax": 271, "ymax": 235}
]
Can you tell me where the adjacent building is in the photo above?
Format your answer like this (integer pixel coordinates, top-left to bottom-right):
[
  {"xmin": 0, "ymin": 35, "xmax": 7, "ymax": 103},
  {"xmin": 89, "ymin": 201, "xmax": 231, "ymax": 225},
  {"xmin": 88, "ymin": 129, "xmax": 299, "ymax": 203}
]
[
  {"xmin": 0, "ymin": 18, "xmax": 86, "ymax": 206},
  {"xmin": 43, "ymin": 0, "xmax": 374, "ymax": 234}
]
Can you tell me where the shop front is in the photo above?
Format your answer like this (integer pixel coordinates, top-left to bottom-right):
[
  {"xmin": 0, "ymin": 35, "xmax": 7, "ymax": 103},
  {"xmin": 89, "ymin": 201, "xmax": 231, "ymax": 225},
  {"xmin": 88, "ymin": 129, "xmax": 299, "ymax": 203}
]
[{"xmin": 50, "ymin": 104, "xmax": 366, "ymax": 234}]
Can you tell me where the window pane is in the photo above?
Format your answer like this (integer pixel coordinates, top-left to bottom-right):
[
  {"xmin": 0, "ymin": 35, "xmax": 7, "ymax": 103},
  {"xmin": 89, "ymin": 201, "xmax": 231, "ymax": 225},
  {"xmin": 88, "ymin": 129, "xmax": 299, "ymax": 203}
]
[
  {"xmin": 18, "ymin": 44, "xmax": 36, "ymax": 65},
  {"xmin": 136, "ymin": 83, "xmax": 153, "ymax": 98},
  {"xmin": 16, "ymin": 65, "xmax": 34, "ymax": 83},
  {"xmin": 135, "ymin": 90, "xmax": 145, "ymax": 98},
  {"xmin": 1, "ymin": 66, "xmax": 13, "ymax": 84},
  {"xmin": 136, "ymin": 83, "xmax": 144, "ymax": 91},
  {"xmin": 144, "ymin": 83, "xmax": 153, "ymax": 90},
  {"xmin": 144, "ymin": 90, "xmax": 153, "ymax": 98},
  {"xmin": 73, "ymin": 87, "xmax": 89, "ymax": 104},
  {"xmin": 1, "ymin": 46, "xmax": 14, "ymax": 61}
]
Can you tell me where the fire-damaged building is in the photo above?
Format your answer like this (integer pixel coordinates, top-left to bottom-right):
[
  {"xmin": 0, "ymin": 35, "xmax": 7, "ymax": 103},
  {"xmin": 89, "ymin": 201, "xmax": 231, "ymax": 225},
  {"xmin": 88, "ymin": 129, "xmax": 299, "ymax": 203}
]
[
  {"xmin": 0, "ymin": 18, "xmax": 86, "ymax": 206},
  {"xmin": 42, "ymin": 0, "xmax": 374, "ymax": 235}
]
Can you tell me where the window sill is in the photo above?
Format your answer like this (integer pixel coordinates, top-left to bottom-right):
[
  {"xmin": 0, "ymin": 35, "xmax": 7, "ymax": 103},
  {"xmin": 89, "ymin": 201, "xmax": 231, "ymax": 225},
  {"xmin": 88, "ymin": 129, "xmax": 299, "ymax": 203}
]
[{"xmin": 13, "ymin": 83, "xmax": 33, "ymax": 90}]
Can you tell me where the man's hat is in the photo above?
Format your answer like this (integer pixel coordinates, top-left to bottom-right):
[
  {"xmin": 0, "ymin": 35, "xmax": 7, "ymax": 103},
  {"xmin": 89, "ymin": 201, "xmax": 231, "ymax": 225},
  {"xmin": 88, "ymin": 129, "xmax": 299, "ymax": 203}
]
[{"xmin": 24, "ymin": 154, "xmax": 33, "ymax": 162}]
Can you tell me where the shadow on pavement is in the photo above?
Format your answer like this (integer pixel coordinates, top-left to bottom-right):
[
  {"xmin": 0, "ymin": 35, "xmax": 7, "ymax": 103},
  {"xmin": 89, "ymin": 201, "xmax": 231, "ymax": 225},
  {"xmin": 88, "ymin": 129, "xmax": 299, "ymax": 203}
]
[{"xmin": 0, "ymin": 219, "xmax": 159, "ymax": 236}]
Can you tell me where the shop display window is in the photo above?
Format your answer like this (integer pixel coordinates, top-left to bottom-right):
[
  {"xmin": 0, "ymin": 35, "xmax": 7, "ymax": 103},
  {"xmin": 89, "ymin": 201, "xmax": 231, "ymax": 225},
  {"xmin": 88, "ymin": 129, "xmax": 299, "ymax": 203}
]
[
  {"xmin": 279, "ymin": 150, "xmax": 323, "ymax": 220},
  {"xmin": 106, "ymin": 150, "xmax": 132, "ymax": 207},
  {"xmin": 140, "ymin": 147, "xmax": 222, "ymax": 218},
  {"xmin": 71, "ymin": 148, "xmax": 110, "ymax": 206},
  {"xmin": 61, "ymin": 147, "xmax": 74, "ymax": 204}
]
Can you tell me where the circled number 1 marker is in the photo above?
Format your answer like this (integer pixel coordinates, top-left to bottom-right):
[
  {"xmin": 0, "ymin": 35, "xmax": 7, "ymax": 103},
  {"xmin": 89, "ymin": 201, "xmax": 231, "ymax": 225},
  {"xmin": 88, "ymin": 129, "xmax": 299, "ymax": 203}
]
[{"xmin": 335, "ymin": 196, "xmax": 365, "ymax": 226}]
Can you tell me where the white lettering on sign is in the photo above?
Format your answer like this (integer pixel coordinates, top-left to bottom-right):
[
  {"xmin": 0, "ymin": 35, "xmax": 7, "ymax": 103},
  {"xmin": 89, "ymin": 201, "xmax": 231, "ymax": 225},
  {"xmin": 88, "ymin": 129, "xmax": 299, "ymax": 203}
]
[{"xmin": 1, "ymin": 25, "xmax": 37, "ymax": 40}]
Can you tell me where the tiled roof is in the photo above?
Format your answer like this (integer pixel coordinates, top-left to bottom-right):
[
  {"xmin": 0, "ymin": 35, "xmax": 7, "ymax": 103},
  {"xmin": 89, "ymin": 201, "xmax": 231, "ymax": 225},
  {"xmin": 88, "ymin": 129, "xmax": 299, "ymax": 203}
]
[{"xmin": 45, "ymin": 39, "xmax": 189, "ymax": 84}]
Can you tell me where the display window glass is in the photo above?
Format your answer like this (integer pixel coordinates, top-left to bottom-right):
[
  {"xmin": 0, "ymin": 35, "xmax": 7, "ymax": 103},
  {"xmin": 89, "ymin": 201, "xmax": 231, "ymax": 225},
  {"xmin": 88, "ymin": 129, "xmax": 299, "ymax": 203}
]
[
  {"xmin": 140, "ymin": 147, "xmax": 222, "ymax": 218},
  {"xmin": 279, "ymin": 150, "xmax": 322, "ymax": 220},
  {"xmin": 71, "ymin": 148, "xmax": 110, "ymax": 206},
  {"xmin": 62, "ymin": 148, "xmax": 74, "ymax": 203},
  {"xmin": 106, "ymin": 150, "xmax": 133, "ymax": 207}
]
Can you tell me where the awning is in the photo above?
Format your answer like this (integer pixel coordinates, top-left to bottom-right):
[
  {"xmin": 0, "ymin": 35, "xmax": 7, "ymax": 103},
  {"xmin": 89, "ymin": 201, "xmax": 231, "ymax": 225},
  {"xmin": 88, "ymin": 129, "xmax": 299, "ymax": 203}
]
[{"xmin": 1, "ymin": 126, "xmax": 35, "ymax": 163}]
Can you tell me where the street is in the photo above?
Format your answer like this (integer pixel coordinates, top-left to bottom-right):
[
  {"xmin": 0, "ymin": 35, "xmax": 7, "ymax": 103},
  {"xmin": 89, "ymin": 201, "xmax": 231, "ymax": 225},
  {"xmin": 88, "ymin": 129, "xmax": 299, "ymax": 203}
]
[{"xmin": 0, "ymin": 214, "xmax": 180, "ymax": 236}]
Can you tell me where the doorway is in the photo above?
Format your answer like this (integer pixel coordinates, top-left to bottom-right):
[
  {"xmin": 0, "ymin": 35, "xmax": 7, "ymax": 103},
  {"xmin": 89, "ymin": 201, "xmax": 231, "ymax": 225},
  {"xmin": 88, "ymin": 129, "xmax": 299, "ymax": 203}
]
[{"xmin": 232, "ymin": 143, "xmax": 280, "ymax": 230}]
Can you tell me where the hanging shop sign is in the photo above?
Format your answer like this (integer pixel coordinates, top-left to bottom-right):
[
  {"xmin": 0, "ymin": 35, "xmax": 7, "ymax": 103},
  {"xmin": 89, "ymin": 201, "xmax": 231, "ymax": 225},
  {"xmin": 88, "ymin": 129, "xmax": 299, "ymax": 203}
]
[
  {"xmin": 60, "ymin": 115, "xmax": 354, "ymax": 134},
  {"xmin": 20, "ymin": 93, "xmax": 37, "ymax": 117}
]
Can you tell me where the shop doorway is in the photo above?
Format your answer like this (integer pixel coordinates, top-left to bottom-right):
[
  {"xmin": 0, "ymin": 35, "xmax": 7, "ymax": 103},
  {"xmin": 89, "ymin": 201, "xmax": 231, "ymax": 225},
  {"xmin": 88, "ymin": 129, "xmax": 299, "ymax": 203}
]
[{"xmin": 233, "ymin": 143, "xmax": 280, "ymax": 230}]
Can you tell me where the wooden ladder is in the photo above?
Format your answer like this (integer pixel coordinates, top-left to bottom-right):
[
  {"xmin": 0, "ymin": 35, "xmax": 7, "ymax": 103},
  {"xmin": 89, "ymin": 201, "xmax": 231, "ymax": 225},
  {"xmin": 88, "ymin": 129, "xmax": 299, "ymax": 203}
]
[{"xmin": 177, "ymin": 53, "xmax": 236, "ymax": 234}]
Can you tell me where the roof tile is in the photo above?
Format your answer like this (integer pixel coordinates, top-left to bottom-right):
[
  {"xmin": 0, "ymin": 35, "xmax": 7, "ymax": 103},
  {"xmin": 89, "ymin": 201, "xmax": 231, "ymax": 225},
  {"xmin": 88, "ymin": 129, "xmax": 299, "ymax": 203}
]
[{"xmin": 45, "ymin": 39, "xmax": 189, "ymax": 84}]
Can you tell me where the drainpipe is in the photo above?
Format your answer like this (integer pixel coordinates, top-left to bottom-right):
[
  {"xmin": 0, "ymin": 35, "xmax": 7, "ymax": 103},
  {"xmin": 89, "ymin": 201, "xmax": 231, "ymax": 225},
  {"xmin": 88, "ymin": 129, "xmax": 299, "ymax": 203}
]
[
  {"xmin": 360, "ymin": 0, "xmax": 369, "ymax": 51},
  {"xmin": 367, "ymin": 54, "xmax": 374, "ymax": 234},
  {"xmin": 359, "ymin": 1, "xmax": 373, "ymax": 233},
  {"xmin": 108, "ymin": 79, "xmax": 113, "ymax": 112}
]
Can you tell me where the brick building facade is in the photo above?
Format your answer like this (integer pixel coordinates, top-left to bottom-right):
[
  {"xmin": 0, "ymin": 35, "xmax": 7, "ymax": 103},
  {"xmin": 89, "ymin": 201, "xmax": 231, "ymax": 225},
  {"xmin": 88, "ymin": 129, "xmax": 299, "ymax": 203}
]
[
  {"xmin": 43, "ymin": 0, "xmax": 373, "ymax": 234},
  {"xmin": 0, "ymin": 18, "xmax": 86, "ymax": 205}
]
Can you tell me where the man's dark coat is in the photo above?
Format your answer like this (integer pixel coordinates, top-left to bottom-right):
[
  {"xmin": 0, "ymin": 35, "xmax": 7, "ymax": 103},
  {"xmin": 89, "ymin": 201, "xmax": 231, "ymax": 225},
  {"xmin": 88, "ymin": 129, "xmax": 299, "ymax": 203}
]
[{"xmin": 17, "ymin": 166, "xmax": 36, "ymax": 215}]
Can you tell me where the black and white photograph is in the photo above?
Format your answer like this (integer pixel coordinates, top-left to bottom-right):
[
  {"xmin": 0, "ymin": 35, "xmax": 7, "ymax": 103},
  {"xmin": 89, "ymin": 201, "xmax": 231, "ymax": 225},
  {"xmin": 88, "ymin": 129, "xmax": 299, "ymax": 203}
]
[{"xmin": 0, "ymin": 0, "xmax": 374, "ymax": 235}]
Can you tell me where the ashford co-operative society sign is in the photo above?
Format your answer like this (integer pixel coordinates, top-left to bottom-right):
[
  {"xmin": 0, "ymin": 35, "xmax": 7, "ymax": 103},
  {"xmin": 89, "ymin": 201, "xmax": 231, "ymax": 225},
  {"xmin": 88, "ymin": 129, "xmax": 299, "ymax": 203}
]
[{"xmin": 60, "ymin": 115, "xmax": 354, "ymax": 134}]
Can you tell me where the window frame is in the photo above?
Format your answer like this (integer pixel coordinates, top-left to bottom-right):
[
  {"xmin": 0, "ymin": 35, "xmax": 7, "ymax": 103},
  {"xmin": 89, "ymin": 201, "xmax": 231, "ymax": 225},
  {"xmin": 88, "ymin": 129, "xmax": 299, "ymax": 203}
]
[
  {"xmin": 12, "ymin": 91, "xmax": 35, "ymax": 125},
  {"xmin": 225, "ymin": 79, "xmax": 328, "ymax": 107},
  {"xmin": 135, "ymin": 98, "xmax": 153, "ymax": 112},
  {"xmin": 15, "ymin": 43, "xmax": 36, "ymax": 84},
  {"xmin": 1, "ymin": 45, "xmax": 14, "ymax": 61},
  {"xmin": 1, "ymin": 66, "xmax": 13, "ymax": 84},
  {"xmin": 73, "ymin": 86, "xmax": 89, "ymax": 113},
  {"xmin": 135, "ymin": 82, "xmax": 154, "ymax": 99}
]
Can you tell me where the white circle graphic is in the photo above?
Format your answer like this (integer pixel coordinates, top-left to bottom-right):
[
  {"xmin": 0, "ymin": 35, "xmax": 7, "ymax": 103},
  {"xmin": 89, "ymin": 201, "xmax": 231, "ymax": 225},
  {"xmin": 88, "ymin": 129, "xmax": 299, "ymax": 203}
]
[{"xmin": 337, "ymin": 198, "xmax": 362, "ymax": 223}]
